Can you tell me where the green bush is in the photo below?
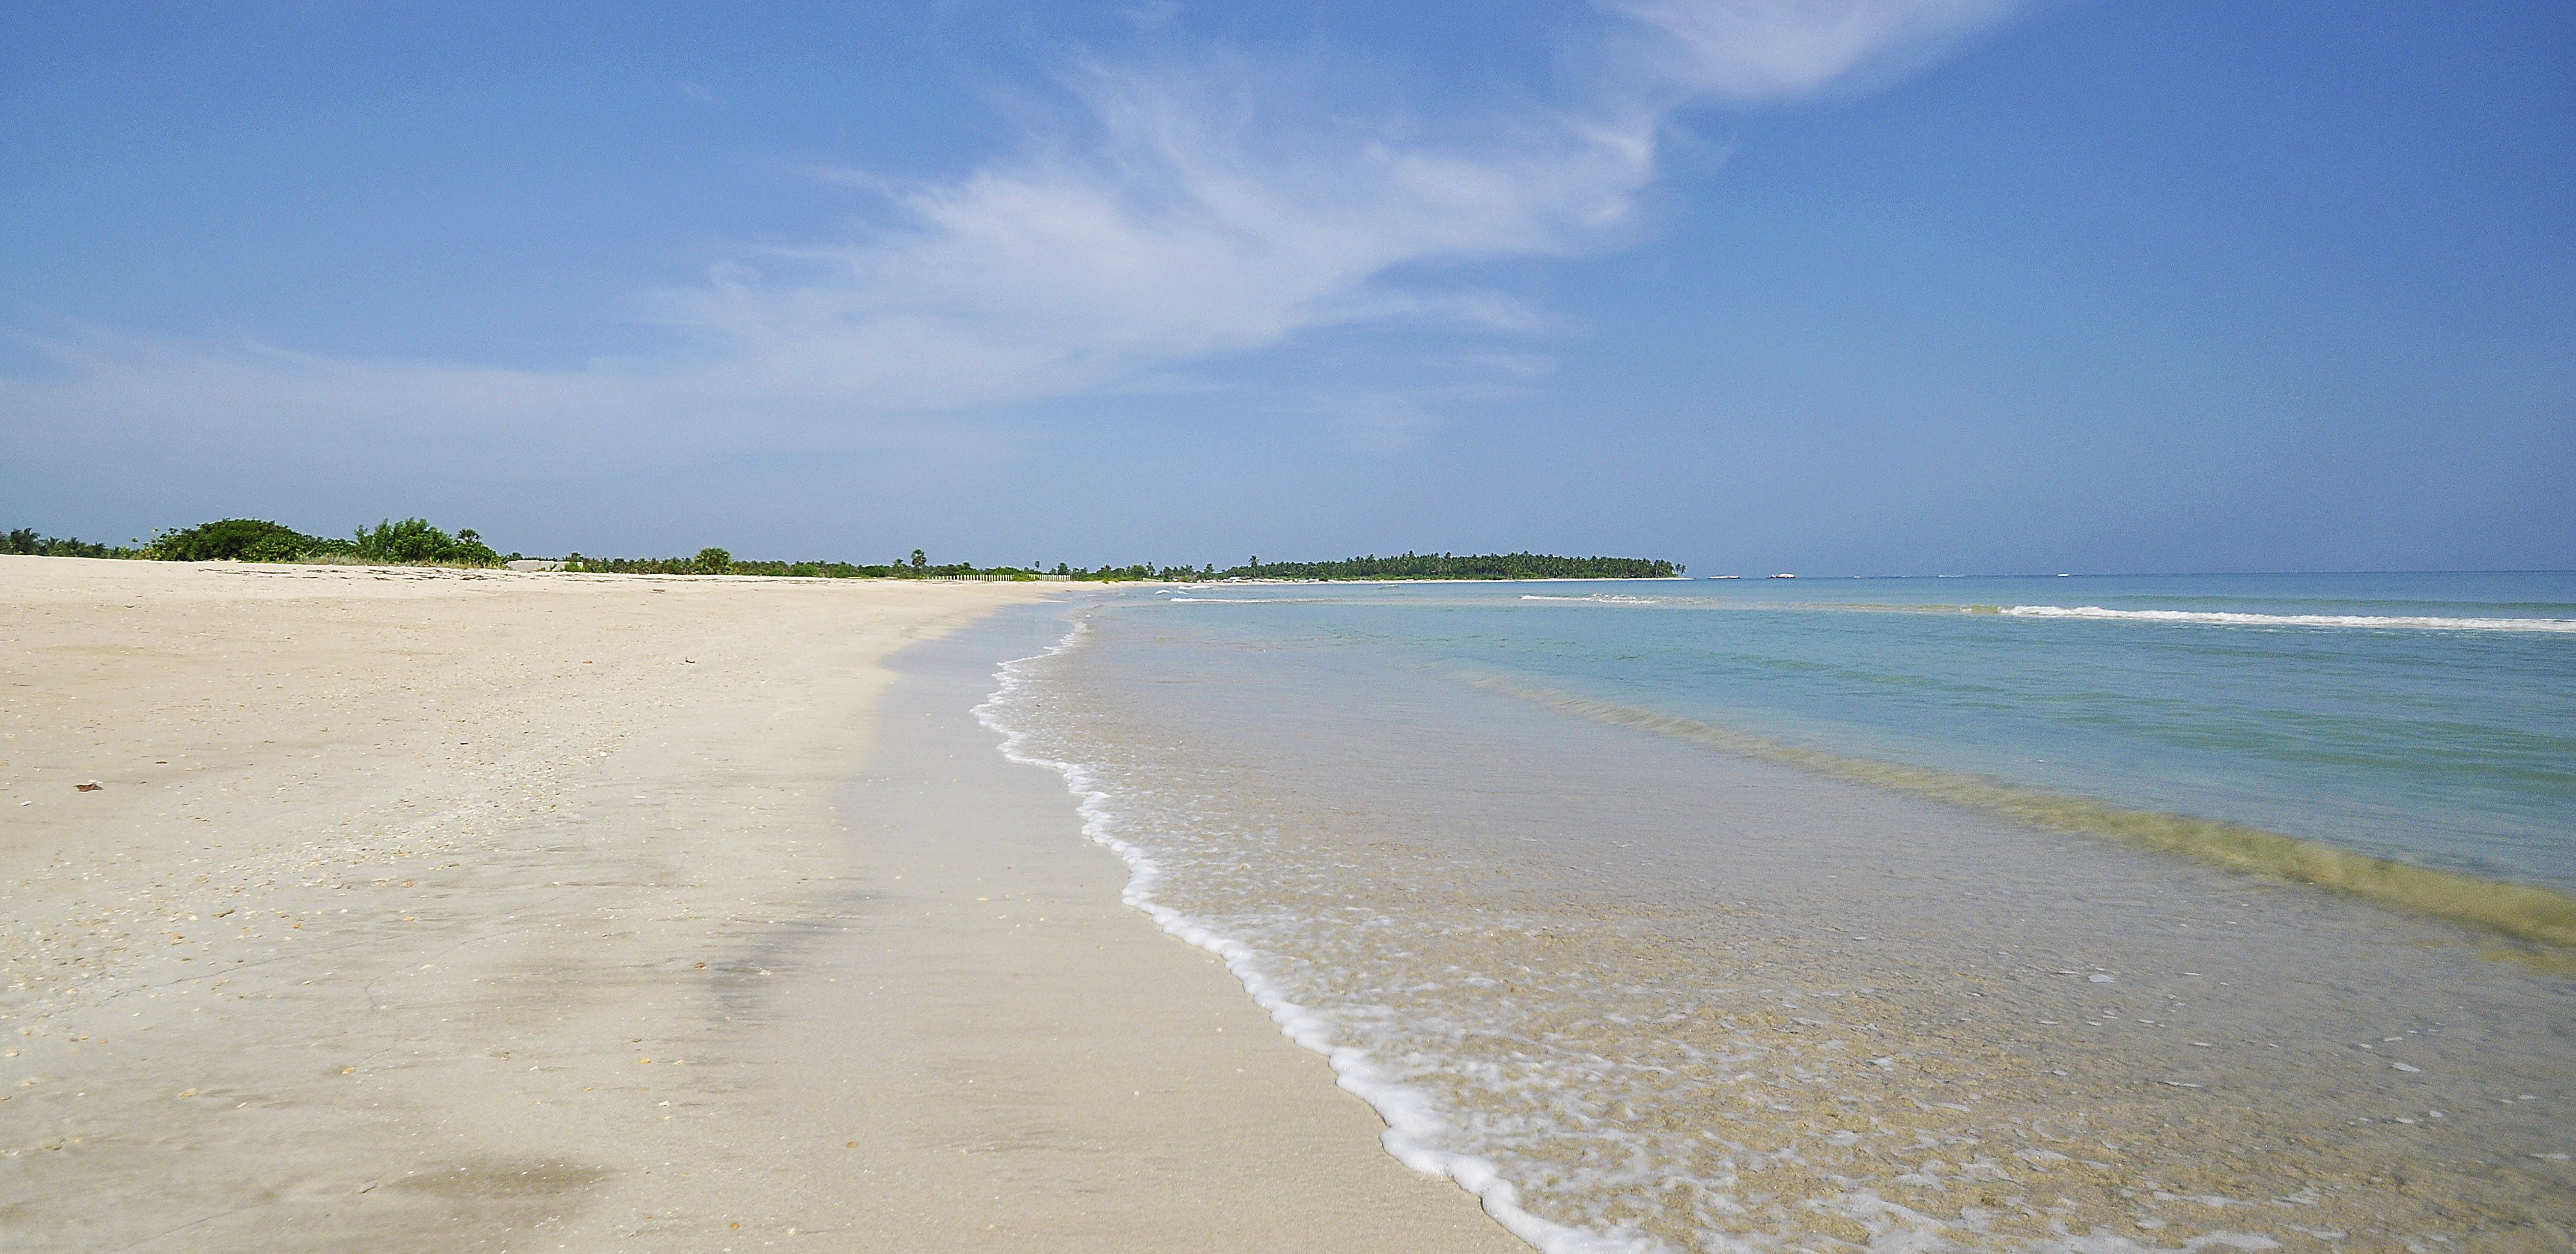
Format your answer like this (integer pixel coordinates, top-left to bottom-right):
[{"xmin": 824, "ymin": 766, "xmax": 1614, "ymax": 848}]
[
  {"xmin": 147, "ymin": 518, "xmax": 317, "ymax": 562},
  {"xmin": 348, "ymin": 518, "xmax": 502, "ymax": 567},
  {"xmin": 694, "ymin": 547, "xmax": 732, "ymax": 575},
  {"xmin": 143, "ymin": 517, "xmax": 509, "ymax": 566}
]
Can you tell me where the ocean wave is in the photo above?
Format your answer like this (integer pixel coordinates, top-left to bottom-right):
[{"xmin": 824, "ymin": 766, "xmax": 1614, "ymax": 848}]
[
  {"xmin": 2000, "ymin": 605, "xmax": 2576, "ymax": 632},
  {"xmin": 1520, "ymin": 594, "xmax": 1664, "ymax": 605}
]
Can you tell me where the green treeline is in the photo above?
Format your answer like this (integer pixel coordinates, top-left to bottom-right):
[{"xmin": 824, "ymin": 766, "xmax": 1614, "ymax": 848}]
[
  {"xmin": 140, "ymin": 518, "xmax": 509, "ymax": 566},
  {"xmin": 1218, "ymin": 551, "xmax": 1681, "ymax": 580},
  {"xmin": 6, "ymin": 518, "xmax": 1051, "ymax": 578},
  {"xmin": 4, "ymin": 529, "xmax": 140, "ymax": 559},
  {"xmin": 1057, "ymin": 562, "xmax": 1215, "ymax": 582},
  {"xmin": 10, "ymin": 521, "xmax": 1680, "ymax": 583},
  {"xmin": 7, "ymin": 518, "xmax": 508, "ymax": 566}
]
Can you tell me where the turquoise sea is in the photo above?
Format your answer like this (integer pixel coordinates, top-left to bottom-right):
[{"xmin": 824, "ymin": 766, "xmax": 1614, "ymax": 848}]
[
  {"xmin": 1160, "ymin": 571, "xmax": 2576, "ymax": 891},
  {"xmin": 983, "ymin": 571, "xmax": 2575, "ymax": 1252}
]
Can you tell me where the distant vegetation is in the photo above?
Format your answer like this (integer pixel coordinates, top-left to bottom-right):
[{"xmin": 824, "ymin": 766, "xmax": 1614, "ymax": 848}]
[
  {"xmin": 1060, "ymin": 562, "xmax": 1215, "ymax": 582},
  {"xmin": 1217, "ymin": 552, "xmax": 1682, "ymax": 580},
  {"xmin": 10, "ymin": 522, "xmax": 1677, "ymax": 584},
  {"xmin": 341, "ymin": 518, "xmax": 506, "ymax": 566},
  {"xmin": 132, "ymin": 518, "xmax": 508, "ymax": 566},
  {"xmin": 147, "ymin": 518, "xmax": 325, "ymax": 563},
  {"xmin": 560, "ymin": 552, "xmax": 1043, "ymax": 579},
  {"xmin": 4, "ymin": 529, "xmax": 139, "ymax": 559}
]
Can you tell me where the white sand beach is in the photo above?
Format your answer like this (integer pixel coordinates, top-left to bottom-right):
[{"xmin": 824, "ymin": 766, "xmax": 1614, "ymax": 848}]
[{"xmin": 0, "ymin": 557, "xmax": 1521, "ymax": 1252}]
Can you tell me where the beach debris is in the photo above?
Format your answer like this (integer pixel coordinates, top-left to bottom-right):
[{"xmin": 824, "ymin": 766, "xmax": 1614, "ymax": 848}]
[
  {"xmin": 2392, "ymin": 1062, "xmax": 2421, "ymax": 1073},
  {"xmin": 2087, "ymin": 974, "xmax": 2115, "ymax": 983},
  {"xmin": 75, "ymin": 781, "xmax": 102, "ymax": 792}
]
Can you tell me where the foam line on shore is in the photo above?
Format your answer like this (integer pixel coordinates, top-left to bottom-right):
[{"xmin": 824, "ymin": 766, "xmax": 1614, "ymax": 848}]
[
  {"xmin": 974, "ymin": 621, "xmax": 1653, "ymax": 1254},
  {"xmin": 1468, "ymin": 674, "xmax": 2576, "ymax": 954}
]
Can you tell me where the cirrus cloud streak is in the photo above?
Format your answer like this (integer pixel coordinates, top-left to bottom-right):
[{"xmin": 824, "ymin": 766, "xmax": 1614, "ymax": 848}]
[{"xmin": 4, "ymin": 1, "xmax": 2024, "ymax": 453}]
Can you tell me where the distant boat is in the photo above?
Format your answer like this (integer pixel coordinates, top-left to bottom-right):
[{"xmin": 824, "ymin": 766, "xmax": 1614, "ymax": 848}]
[
  {"xmin": 1767, "ymin": 573, "xmax": 1796, "ymax": 580},
  {"xmin": 1707, "ymin": 575, "xmax": 1742, "ymax": 580}
]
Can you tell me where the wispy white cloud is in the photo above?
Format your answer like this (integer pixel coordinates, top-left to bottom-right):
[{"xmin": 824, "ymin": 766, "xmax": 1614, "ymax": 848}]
[
  {"xmin": 4, "ymin": 1, "xmax": 2026, "ymax": 451},
  {"xmin": 649, "ymin": 58, "xmax": 1656, "ymax": 413},
  {"xmin": 1610, "ymin": 0, "xmax": 2022, "ymax": 99}
]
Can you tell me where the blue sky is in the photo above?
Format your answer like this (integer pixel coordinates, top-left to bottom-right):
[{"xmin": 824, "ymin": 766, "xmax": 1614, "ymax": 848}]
[{"xmin": 4, "ymin": 0, "xmax": 2568, "ymax": 574}]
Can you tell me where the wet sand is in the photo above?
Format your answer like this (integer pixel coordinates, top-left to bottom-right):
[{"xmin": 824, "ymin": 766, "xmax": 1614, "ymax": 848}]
[{"xmin": 0, "ymin": 557, "xmax": 1522, "ymax": 1252}]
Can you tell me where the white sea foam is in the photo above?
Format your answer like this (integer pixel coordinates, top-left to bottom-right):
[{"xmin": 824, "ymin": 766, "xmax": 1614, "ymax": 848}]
[
  {"xmin": 973, "ymin": 619, "xmax": 1663, "ymax": 1254},
  {"xmin": 2002, "ymin": 605, "xmax": 2576, "ymax": 632},
  {"xmin": 1520, "ymin": 594, "xmax": 1663, "ymax": 605}
]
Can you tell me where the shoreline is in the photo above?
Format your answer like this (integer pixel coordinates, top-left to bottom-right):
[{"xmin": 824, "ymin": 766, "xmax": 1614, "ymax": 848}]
[
  {"xmin": 0, "ymin": 557, "xmax": 1519, "ymax": 1252},
  {"xmin": 979, "ymin": 624, "xmax": 1630, "ymax": 1252},
  {"xmin": 998, "ymin": 593, "xmax": 2576, "ymax": 1251}
]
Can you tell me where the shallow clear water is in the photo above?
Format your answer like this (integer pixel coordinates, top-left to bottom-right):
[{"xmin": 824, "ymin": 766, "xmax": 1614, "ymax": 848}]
[
  {"xmin": 1154, "ymin": 572, "xmax": 2576, "ymax": 889},
  {"xmin": 982, "ymin": 574, "xmax": 2576, "ymax": 1253}
]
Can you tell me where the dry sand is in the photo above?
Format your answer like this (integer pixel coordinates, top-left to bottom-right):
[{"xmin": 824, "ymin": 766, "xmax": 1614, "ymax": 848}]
[{"xmin": 0, "ymin": 556, "xmax": 1523, "ymax": 1253}]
